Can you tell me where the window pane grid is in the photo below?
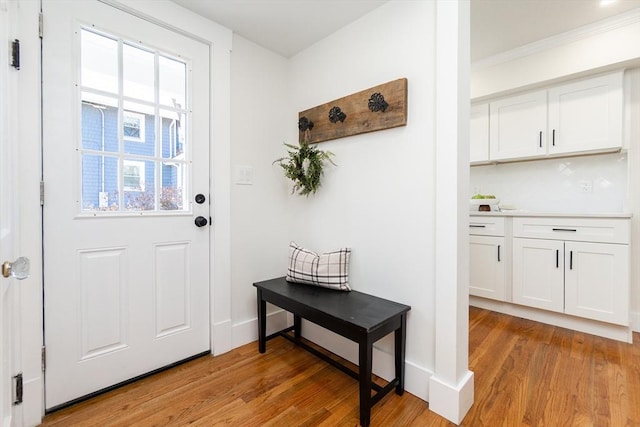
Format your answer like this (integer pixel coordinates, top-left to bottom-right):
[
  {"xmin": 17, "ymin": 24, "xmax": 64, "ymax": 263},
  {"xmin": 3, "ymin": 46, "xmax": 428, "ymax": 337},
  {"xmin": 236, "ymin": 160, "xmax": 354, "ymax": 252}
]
[{"xmin": 80, "ymin": 27, "xmax": 189, "ymax": 214}]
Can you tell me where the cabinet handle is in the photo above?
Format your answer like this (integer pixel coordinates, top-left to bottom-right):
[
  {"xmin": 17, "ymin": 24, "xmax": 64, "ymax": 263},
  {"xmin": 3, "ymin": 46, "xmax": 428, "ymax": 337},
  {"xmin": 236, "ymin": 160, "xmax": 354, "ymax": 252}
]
[
  {"xmin": 556, "ymin": 249, "xmax": 559, "ymax": 268},
  {"xmin": 469, "ymin": 225, "xmax": 486, "ymax": 228},
  {"xmin": 570, "ymin": 251, "xmax": 573, "ymax": 270},
  {"xmin": 552, "ymin": 228, "xmax": 577, "ymax": 232},
  {"xmin": 552, "ymin": 129, "xmax": 556, "ymax": 146},
  {"xmin": 539, "ymin": 131, "xmax": 542, "ymax": 148},
  {"xmin": 498, "ymin": 245, "xmax": 501, "ymax": 262}
]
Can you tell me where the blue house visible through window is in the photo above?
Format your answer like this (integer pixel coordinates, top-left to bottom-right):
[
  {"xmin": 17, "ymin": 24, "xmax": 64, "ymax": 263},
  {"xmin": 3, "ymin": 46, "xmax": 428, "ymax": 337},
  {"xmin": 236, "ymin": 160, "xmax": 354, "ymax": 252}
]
[{"xmin": 81, "ymin": 102, "xmax": 186, "ymax": 212}]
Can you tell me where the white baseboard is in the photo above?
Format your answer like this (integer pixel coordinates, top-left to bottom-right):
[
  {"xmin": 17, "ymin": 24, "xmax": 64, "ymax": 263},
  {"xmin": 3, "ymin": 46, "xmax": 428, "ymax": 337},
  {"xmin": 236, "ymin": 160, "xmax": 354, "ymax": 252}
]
[
  {"xmin": 428, "ymin": 371, "xmax": 474, "ymax": 425},
  {"xmin": 212, "ymin": 319, "xmax": 232, "ymax": 356},
  {"xmin": 631, "ymin": 309, "xmax": 640, "ymax": 333},
  {"xmin": 21, "ymin": 376, "xmax": 42, "ymax": 427},
  {"xmin": 231, "ymin": 310, "xmax": 290, "ymax": 349},
  {"xmin": 470, "ymin": 296, "xmax": 633, "ymax": 343}
]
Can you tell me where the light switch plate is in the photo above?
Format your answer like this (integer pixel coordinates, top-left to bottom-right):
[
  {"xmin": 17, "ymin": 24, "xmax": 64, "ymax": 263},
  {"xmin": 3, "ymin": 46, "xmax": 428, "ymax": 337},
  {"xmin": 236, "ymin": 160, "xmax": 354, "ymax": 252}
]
[{"xmin": 234, "ymin": 165, "xmax": 253, "ymax": 185}]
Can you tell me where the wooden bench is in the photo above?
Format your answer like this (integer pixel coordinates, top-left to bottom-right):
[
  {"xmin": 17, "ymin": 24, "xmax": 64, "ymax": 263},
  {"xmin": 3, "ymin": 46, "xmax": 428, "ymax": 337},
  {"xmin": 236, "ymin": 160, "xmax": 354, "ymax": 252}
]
[{"xmin": 254, "ymin": 277, "xmax": 411, "ymax": 427}]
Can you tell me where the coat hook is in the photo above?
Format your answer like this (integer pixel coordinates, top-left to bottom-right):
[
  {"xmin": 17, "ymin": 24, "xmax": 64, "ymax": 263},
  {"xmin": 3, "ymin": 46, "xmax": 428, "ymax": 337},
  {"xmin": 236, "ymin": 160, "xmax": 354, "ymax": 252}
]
[
  {"xmin": 368, "ymin": 92, "xmax": 388, "ymax": 112},
  {"xmin": 298, "ymin": 116, "xmax": 314, "ymax": 132},
  {"xmin": 328, "ymin": 106, "xmax": 346, "ymax": 123}
]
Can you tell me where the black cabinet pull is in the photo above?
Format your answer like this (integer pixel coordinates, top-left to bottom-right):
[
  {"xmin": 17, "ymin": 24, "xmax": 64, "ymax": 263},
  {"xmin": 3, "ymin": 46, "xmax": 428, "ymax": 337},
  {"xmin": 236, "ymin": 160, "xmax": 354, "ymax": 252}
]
[
  {"xmin": 469, "ymin": 225, "xmax": 486, "ymax": 228},
  {"xmin": 552, "ymin": 129, "xmax": 556, "ymax": 146},
  {"xmin": 539, "ymin": 131, "xmax": 542, "ymax": 148},
  {"xmin": 498, "ymin": 245, "xmax": 501, "ymax": 262},
  {"xmin": 556, "ymin": 249, "xmax": 559, "ymax": 268},
  {"xmin": 552, "ymin": 228, "xmax": 577, "ymax": 232},
  {"xmin": 570, "ymin": 251, "xmax": 573, "ymax": 270}
]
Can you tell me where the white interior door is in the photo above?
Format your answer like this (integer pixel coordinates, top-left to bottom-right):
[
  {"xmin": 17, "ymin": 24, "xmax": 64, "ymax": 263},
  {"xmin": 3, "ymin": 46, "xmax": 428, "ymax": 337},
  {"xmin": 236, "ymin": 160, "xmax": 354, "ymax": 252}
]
[
  {"xmin": 1, "ymin": 0, "xmax": 24, "ymax": 424},
  {"xmin": 43, "ymin": 0, "xmax": 211, "ymax": 409}
]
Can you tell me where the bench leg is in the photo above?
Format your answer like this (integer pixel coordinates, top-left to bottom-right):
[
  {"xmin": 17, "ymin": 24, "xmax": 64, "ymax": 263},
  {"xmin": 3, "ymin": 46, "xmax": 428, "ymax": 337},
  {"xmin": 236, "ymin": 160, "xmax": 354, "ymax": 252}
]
[
  {"xmin": 294, "ymin": 314, "xmax": 302, "ymax": 339},
  {"xmin": 395, "ymin": 314, "xmax": 407, "ymax": 395},
  {"xmin": 359, "ymin": 337, "xmax": 373, "ymax": 427},
  {"xmin": 257, "ymin": 289, "xmax": 266, "ymax": 353}
]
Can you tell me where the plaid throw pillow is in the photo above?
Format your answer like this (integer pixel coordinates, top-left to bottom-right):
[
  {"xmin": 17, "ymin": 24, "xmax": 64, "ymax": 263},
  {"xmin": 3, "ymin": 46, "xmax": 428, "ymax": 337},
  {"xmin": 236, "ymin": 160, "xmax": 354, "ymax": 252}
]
[{"xmin": 286, "ymin": 242, "xmax": 351, "ymax": 291}]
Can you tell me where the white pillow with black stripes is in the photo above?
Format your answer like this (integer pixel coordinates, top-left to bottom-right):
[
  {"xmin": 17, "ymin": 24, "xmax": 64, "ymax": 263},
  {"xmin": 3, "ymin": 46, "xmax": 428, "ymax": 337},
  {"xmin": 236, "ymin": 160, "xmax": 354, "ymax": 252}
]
[{"xmin": 286, "ymin": 241, "xmax": 351, "ymax": 291}]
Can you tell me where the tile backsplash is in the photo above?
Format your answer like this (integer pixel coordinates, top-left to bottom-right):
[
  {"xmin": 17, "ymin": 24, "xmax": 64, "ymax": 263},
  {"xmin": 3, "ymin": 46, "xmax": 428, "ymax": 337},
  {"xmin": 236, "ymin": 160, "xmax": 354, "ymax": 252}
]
[{"xmin": 470, "ymin": 152, "xmax": 628, "ymax": 213}]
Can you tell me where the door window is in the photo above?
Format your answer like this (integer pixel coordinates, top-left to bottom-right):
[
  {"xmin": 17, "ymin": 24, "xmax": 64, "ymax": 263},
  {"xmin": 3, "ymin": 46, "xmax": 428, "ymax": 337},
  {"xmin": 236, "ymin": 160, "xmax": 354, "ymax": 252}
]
[{"xmin": 80, "ymin": 28, "xmax": 188, "ymax": 213}]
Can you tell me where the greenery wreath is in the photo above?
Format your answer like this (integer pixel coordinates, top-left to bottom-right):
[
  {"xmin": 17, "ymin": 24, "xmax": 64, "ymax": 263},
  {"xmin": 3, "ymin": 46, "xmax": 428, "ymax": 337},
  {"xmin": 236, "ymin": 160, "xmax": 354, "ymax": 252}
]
[{"xmin": 274, "ymin": 143, "xmax": 336, "ymax": 196}]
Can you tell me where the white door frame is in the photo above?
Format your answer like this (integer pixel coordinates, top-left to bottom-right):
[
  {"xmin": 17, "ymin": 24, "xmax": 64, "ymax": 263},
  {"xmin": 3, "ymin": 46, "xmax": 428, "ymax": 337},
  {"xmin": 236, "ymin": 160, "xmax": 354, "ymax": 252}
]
[{"xmin": 16, "ymin": 0, "xmax": 231, "ymax": 423}]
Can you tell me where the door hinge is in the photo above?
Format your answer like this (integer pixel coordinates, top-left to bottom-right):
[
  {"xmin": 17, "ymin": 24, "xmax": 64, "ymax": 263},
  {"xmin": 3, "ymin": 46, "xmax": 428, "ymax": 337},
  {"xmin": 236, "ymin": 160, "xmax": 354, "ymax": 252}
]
[
  {"xmin": 13, "ymin": 372, "xmax": 23, "ymax": 405},
  {"xmin": 39, "ymin": 12, "xmax": 43, "ymax": 38},
  {"xmin": 41, "ymin": 346, "xmax": 46, "ymax": 372},
  {"xmin": 40, "ymin": 181, "xmax": 45, "ymax": 206},
  {"xmin": 10, "ymin": 39, "xmax": 20, "ymax": 70}
]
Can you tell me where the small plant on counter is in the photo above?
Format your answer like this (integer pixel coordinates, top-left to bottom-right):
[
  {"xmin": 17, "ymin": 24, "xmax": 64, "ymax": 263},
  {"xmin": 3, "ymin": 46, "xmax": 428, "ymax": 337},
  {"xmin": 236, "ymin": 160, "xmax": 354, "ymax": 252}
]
[{"xmin": 274, "ymin": 143, "xmax": 336, "ymax": 196}]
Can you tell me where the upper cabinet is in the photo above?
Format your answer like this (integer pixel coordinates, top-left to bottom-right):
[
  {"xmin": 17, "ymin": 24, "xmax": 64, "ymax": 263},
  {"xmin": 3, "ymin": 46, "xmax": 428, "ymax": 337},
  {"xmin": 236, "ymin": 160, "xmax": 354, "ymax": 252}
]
[
  {"xmin": 548, "ymin": 71, "xmax": 623, "ymax": 156},
  {"xmin": 472, "ymin": 70, "xmax": 624, "ymax": 164},
  {"xmin": 489, "ymin": 90, "xmax": 547, "ymax": 161},
  {"xmin": 470, "ymin": 103, "xmax": 489, "ymax": 164}
]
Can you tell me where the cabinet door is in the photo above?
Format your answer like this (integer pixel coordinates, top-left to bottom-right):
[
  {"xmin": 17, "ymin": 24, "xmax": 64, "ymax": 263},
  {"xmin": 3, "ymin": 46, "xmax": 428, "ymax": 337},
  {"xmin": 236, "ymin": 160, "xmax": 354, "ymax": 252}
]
[
  {"xmin": 470, "ymin": 103, "xmax": 489, "ymax": 164},
  {"xmin": 489, "ymin": 90, "xmax": 547, "ymax": 161},
  {"xmin": 548, "ymin": 72, "xmax": 623, "ymax": 155},
  {"xmin": 564, "ymin": 241, "xmax": 629, "ymax": 325},
  {"xmin": 469, "ymin": 236, "xmax": 506, "ymax": 301},
  {"xmin": 512, "ymin": 238, "xmax": 564, "ymax": 312}
]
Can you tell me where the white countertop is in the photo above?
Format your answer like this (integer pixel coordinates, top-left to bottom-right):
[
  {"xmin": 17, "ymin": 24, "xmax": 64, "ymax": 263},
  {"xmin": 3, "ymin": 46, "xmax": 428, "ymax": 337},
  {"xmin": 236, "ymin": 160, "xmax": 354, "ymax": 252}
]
[{"xmin": 469, "ymin": 210, "xmax": 632, "ymax": 219}]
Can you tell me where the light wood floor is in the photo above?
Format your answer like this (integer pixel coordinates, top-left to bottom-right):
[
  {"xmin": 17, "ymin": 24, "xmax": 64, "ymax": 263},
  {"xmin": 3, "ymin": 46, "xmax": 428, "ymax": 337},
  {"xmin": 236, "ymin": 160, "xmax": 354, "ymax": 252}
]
[{"xmin": 40, "ymin": 307, "xmax": 640, "ymax": 426}]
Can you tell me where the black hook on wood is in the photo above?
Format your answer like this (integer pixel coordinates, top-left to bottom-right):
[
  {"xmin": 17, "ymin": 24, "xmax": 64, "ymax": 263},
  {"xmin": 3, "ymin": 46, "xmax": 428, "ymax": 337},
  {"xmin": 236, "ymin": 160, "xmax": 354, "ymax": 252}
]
[
  {"xmin": 298, "ymin": 116, "xmax": 314, "ymax": 132},
  {"xmin": 368, "ymin": 92, "xmax": 388, "ymax": 112},
  {"xmin": 328, "ymin": 106, "xmax": 346, "ymax": 123}
]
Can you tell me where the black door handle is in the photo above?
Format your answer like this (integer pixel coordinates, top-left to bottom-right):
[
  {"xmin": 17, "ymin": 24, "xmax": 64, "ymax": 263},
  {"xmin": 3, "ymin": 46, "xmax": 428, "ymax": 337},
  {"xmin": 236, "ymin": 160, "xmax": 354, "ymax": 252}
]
[{"xmin": 194, "ymin": 216, "xmax": 208, "ymax": 227}]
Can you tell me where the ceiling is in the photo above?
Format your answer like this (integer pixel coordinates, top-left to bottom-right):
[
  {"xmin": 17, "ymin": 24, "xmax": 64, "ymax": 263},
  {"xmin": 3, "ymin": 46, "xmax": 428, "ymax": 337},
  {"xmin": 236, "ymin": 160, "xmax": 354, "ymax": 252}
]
[
  {"xmin": 171, "ymin": 0, "xmax": 640, "ymax": 60},
  {"xmin": 471, "ymin": 0, "xmax": 640, "ymax": 61},
  {"xmin": 170, "ymin": 0, "xmax": 387, "ymax": 57}
]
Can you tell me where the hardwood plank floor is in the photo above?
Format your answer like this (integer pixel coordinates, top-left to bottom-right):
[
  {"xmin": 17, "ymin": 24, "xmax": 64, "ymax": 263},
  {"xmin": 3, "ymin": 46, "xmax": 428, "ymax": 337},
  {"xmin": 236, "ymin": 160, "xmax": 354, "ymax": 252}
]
[{"xmin": 40, "ymin": 307, "xmax": 640, "ymax": 426}]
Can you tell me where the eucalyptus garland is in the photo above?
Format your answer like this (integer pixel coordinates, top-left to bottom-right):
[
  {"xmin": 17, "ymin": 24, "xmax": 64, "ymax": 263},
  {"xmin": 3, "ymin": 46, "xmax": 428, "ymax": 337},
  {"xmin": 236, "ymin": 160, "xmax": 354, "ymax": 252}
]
[{"xmin": 274, "ymin": 143, "xmax": 336, "ymax": 196}]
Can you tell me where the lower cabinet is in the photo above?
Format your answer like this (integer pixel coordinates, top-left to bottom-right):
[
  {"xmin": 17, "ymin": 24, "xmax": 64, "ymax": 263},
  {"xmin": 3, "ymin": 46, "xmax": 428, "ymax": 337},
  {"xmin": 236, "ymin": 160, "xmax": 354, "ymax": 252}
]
[
  {"xmin": 564, "ymin": 241, "xmax": 629, "ymax": 325},
  {"xmin": 511, "ymin": 218, "xmax": 630, "ymax": 326},
  {"xmin": 469, "ymin": 235, "xmax": 506, "ymax": 301},
  {"xmin": 512, "ymin": 238, "xmax": 564, "ymax": 313}
]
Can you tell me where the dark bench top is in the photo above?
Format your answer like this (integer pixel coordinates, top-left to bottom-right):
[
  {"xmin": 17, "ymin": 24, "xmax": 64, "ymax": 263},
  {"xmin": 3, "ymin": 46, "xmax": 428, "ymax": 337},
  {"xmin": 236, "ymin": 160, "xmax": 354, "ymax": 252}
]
[{"xmin": 254, "ymin": 277, "xmax": 411, "ymax": 334}]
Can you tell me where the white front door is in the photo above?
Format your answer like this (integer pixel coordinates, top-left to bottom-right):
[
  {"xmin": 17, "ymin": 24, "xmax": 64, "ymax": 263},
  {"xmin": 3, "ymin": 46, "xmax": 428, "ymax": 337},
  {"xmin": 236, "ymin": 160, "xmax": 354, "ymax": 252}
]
[{"xmin": 42, "ymin": 0, "xmax": 211, "ymax": 409}]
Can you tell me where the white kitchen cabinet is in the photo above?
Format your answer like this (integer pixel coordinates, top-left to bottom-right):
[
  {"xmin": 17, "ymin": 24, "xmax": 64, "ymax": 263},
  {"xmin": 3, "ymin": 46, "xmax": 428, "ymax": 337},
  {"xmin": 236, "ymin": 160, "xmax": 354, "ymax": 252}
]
[
  {"xmin": 470, "ymin": 103, "xmax": 489, "ymax": 164},
  {"xmin": 470, "ymin": 235, "xmax": 506, "ymax": 301},
  {"xmin": 469, "ymin": 216, "xmax": 508, "ymax": 301},
  {"xmin": 512, "ymin": 237, "xmax": 564, "ymax": 313},
  {"xmin": 511, "ymin": 217, "xmax": 629, "ymax": 326},
  {"xmin": 476, "ymin": 71, "xmax": 624, "ymax": 164},
  {"xmin": 564, "ymin": 241, "xmax": 629, "ymax": 325},
  {"xmin": 489, "ymin": 90, "xmax": 547, "ymax": 161},
  {"xmin": 548, "ymin": 71, "xmax": 623, "ymax": 155}
]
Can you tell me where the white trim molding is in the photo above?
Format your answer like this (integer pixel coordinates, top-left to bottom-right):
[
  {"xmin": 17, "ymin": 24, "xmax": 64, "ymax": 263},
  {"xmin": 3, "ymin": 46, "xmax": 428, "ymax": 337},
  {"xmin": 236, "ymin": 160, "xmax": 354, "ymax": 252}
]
[{"xmin": 428, "ymin": 371, "xmax": 475, "ymax": 425}]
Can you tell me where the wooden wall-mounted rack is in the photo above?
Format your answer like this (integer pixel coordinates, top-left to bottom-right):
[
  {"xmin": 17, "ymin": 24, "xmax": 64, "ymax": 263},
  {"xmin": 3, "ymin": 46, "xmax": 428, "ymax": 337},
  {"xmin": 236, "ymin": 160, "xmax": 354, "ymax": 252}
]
[{"xmin": 298, "ymin": 78, "xmax": 408, "ymax": 145}]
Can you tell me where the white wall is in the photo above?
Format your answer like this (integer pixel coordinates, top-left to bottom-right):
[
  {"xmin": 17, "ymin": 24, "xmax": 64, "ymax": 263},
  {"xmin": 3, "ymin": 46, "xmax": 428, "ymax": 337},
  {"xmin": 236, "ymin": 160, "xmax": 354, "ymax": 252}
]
[
  {"xmin": 228, "ymin": 34, "xmax": 293, "ymax": 346},
  {"xmin": 287, "ymin": 0, "xmax": 436, "ymax": 400}
]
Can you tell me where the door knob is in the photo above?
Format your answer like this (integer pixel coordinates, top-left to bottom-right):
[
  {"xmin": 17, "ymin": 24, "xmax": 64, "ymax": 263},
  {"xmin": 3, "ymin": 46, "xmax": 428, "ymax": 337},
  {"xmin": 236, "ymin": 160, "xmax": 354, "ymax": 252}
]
[
  {"xmin": 194, "ymin": 216, "xmax": 208, "ymax": 227},
  {"xmin": 2, "ymin": 257, "xmax": 30, "ymax": 280}
]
